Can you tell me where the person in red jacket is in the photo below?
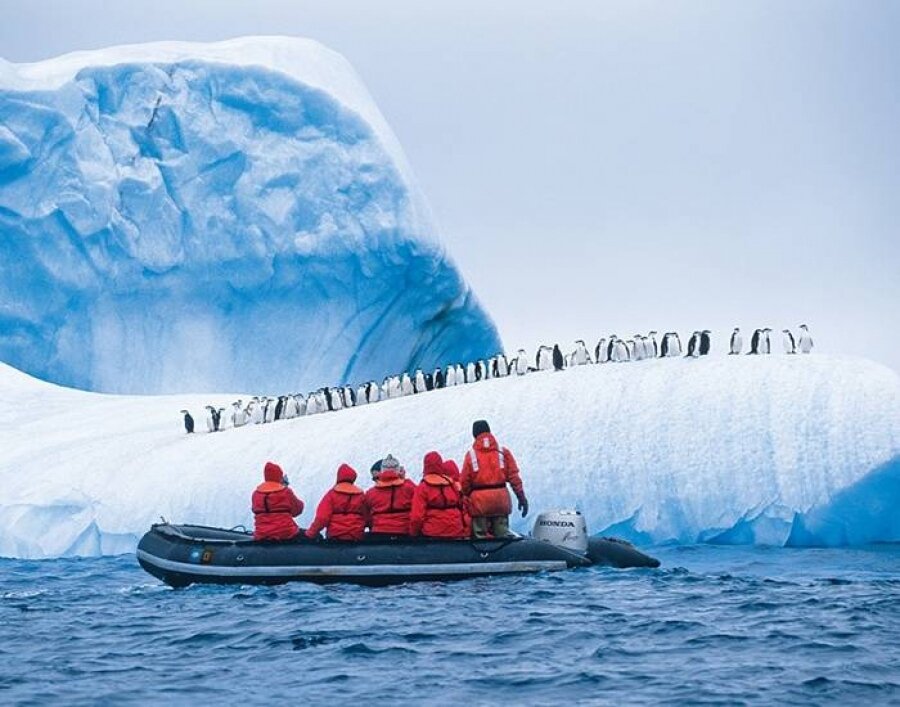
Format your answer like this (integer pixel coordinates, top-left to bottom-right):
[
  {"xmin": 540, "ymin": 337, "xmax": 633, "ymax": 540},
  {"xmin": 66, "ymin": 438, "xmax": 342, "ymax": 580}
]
[
  {"xmin": 251, "ymin": 461, "xmax": 304, "ymax": 541},
  {"xmin": 305, "ymin": 464, "xmax": 369, "ymax": 541},
  {"xmin": 365, "ymin": 454, "xmax": 415, "ymax": 536},
  {"xmin": 409, "ymin": 451, "xmax": 468, "ymax": 539},
  {"xmin": 460, "ymin": 419, "xmax": 528, "ymax": 539}
]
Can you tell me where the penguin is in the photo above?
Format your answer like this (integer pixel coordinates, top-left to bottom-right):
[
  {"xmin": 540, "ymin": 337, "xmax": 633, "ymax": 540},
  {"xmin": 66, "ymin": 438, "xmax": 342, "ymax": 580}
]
[
  {"xmin": 782, "ymin": 329, "xmax": 797, "ymax": 354},
  {"xmin": 231, "ymin": 401, "xmax": 246, "ymax": 427},
  {"xmin": 685, "ymin": 332, "xmax": 699, "ymax": 358},
  {"xmin": 573, "ymin": 340, "xmax": 591, "ymax": 366},
  {"xmin": 490, "ymin": 357, "xmax": 499, "ymax": 378},
  {"xmin": 445, "ymin": 365, "xmax": 456, "ymax": 387},
  {"xmin": 475, "ymin": 361, "xmax": 485, "ymax": 381},
  {"xmin": 465, "ymin": 362, "xmax": 476, "ymax": 383},
  {"xmin": 455, "ymin": 364, "xmax": 466, "ymax": 383},
  {"xmin": 415, "ymin": 369, "xmax": 427, "ymax": 393},
  {"xmin": 204, "ymin": 406, "xmax": 216, "ymax": 433},
  {"xmin": 747, "ymin": 329, "xmax": 761, "ymax": 355},
  {"xmin": 433, "ymin": 367, "xmax": 445, "ymax": 389},
  {"xmin": 614, "ymin": 339, "xmax": 630, "ymax": 362},
  {"xmin": 265, "ymin": 397, "xmax": 278, "ymax": 421},
  {"xmin": 485, "ymin": 358, "xmax": 494, "ymax": 380},
  {"xmin": 180, "ymin": 410, "xmax": 194, "ymax": 434},
  {"xmin": 294, "ymin": 394, "xmax": 307, "ymax": 416},
  {"xmin": 215, "ymin": 407, "xmax": 225, "ymax": 431},
  {"xmin": 647, "ymin": 331, "xmax": 659, "ymax": 358},
  {"xmin": 798, "ymin": 324, "xmax": 814, "ymax": 354},
  {"xmin": 366, "ymin": 382, "xmax": 379, "ymax": 404},
  {"xmin": 343, "ymin": 386, "xmax": 356, "ymax": 408},
  {"xmin": 398, "ymin": 374, "xmax": 412, "ymax": 396},
  {"xmin": 537, "ymin": 346, "xmax": 553, "ymax": 371},
  {"xmin": 762, "ymin": 328, "xmax": 772, "ymax": 355},
  {"xmin": 424, "ymin": 372, "xmax": 434, "ymax": 390},
  {"xmin": 626, "ymin": 339, "xmax": 637, "ymax": 361},
  {"xmin": 596, "ymin": 338, "xmax": 608, "ymax": 363},
  {"xmin": 699, "ymin": 331, "xmax": 711, "ymax": 356},
  {"xmin": 316, "ymin": 390, "xmax": 329, "ymax": 412},
  {"xmin": 515, "ymin": 349, "xmax": 529, "ymax": 375},
  {"xmin": 274, "ymin": 396, "xmax": 285, "ymax": 421},
  {"xmin": 663, "ymin": 332, "xmax": 682, "ymax": 357},
  {"xmin": 606, "ymin": 336, "xmax": 618, "ymax": 362},
  {"xmin": 497, "ymin": 354, "xmax": 509, "ymax": 377},
  {"xmin": 552, "ymin": 344, "xmax": 565, "ymax": 371},
  {"xmin": 729, "ymin": 328, "xmax": 743, "ymax": 355}
]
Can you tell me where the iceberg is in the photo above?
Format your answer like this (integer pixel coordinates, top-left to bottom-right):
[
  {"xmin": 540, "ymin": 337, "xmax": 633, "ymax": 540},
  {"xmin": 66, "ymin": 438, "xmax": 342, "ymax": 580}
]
[
  {"xmin": 0, "ymin": 354, "xmax": 897, "ymax": 559},
  {"xmin": 0, "ymin": 37, "xmax": 500, "ymax": 394}
]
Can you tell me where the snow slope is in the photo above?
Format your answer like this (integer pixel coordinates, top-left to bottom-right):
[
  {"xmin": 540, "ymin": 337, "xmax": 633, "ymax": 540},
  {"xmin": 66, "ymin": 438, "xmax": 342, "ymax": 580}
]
[
  {"xmin": 0, "ymin": 37, "xmax": 500, "ymax": 394},
  {"xmin": 0, "ymin": 354, "xmax": 897, "ymax": 559}
]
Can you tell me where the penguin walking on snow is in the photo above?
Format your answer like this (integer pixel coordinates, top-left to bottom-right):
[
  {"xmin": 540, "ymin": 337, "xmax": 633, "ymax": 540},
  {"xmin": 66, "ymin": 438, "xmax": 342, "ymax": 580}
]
[
  {"xmin": 552, "ymin": 344, "xmax": 565, "ymax": 371},
  {"xmin": 573, "ymin": 340, "xmax": 591, "ymax": 365},
  {"xmin": 646, "ymin": 331, "xmax": 659, "ymax": 358},
  {"xmin": 684, "ymin": 332, "xmax": 698, "ymax": 358},
  {"xmin": 729, "ymin": 328, "xmax": 743, "ymax": 355},
  {"xmin": 204, "ymin": 406, "xmax": 217, "ymax": 432},
  {"xmin": 180, "ymin": 410, "xmax": 194, "ymax": 434},
  {"xmin": 747, "ymin": 329, "xmax": 762, "ymax": 355},
  {"xmin": 515, "ymin": 349, "xmax": 529, "ymax": 375},
  {"xmin": 782, "ymin": 329, "xmax": 797, "ymax": 354},
  {"xmin": 699, "ymin": 330, "xmax": 711, "ymax": 356},
  {"xmin": 798, "ymin": 324, "xmax": 814, "ymax": 353}
]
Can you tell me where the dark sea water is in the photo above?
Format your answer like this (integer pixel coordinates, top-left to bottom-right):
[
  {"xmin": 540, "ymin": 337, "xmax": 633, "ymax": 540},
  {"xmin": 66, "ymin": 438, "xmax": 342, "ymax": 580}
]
[{"xmin": 2, "ymin": 545, "xmax": 898, "ymax": 706}]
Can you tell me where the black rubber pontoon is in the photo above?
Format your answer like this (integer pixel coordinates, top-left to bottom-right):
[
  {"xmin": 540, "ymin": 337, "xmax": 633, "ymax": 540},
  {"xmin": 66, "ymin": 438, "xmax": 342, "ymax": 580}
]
[{"xmin": 136, "ymin": 523, "xmax": 659, "ymax": 587}]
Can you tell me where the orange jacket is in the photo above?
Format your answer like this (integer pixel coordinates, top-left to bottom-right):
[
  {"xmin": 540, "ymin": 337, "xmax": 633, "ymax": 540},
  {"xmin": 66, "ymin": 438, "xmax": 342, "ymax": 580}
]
[
  {"xmin": 365, "ymin": 471, "xmax": 415, "ymax": 535},
  {"xmin": 409, "ymin": 452, "xmax": 468, "ymax": 538},
  {"xmin": 251, "ymin": 481, "xmax": 304, "ymax": 540},
  {"xmin": 306, "ymin": 464, "xmax": 370, "ymax": 541},
  {"xmin": 460, "ymin": 433, "xmax": 524, "ymax": 518}
]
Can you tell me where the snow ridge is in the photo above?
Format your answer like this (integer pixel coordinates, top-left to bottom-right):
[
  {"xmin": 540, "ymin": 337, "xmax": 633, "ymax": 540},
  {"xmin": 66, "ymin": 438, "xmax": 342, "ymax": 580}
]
[{"xmin": 0, "ymin": 354, "xmax": 897, "ymax": 559}]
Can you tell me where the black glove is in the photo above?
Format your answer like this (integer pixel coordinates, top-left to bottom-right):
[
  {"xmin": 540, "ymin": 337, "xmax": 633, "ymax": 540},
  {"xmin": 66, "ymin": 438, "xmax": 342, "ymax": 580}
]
[{"xmin": 518, "ymin": 496, "xmax": 529, "ymax": 518}]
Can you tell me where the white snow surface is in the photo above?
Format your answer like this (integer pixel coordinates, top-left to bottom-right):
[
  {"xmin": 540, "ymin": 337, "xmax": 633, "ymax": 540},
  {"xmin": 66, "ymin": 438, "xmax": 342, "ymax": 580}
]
[
  {"xmin": 0, "ymin": 37, "xmax": 500, "ymax": 394},
  {"xmin": 1, "ymin": 354, "xmax": 898, "ymax": 559}
]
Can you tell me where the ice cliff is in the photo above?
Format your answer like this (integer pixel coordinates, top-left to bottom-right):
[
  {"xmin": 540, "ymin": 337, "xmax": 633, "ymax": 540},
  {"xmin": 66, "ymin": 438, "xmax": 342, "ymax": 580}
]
[
  {"xmin": 0, "ymin": 37, "xmax": 501, "ymax": 394},
  {"xmin": 0, "ymin": 354, "xmax": 897, "ymax": 559}
]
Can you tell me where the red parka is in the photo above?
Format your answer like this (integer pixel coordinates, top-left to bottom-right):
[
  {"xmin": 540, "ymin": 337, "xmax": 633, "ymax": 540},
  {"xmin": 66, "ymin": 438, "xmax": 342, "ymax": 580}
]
[
  {"xmin": 410, "ymin": 452, "xmax": 468, "ymax": 539},
  {"xmin": 460, "ymin": 433, "xmax": 525, "ymax": 518},
  {"xmin": 252, "ymin": 461, "xmax": 304, "ymax": 541},
  {"xmin": 365, "ymin": 469, "xmax": 415, "ymax": 535},
  {"xmin": 306, "ymin": 464, "xmax": 370, "ymax": 541}
]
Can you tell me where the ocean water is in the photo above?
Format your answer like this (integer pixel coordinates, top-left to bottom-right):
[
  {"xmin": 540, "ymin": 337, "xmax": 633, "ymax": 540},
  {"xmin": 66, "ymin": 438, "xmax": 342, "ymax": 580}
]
[{"xmin": 1, "ymin": 545, "xmax": 898, "ymax": 706}]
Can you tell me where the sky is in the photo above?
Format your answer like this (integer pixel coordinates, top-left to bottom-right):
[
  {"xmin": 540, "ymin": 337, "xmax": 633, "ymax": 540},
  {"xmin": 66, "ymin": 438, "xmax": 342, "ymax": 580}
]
[{"xmin": 2, "ymin": 0, "xmax": 898, "ymax": 371}]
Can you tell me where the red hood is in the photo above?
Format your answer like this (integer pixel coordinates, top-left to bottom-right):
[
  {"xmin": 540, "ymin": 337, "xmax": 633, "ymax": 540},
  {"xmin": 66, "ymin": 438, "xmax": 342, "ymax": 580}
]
[
  {"xmin": 442, "ymin": 459, "xmax": 460, "ymax": 481},
  {"xmin": 264, "ymin": 461, "xmax": 284, "ymax": 483},
  {"xmin": 336, "ymin": 463, "xmax": 357, "ymax": 483},
  {"xmin": 423, "ymin": 451, "xmax": 444, "ymax": 476}
]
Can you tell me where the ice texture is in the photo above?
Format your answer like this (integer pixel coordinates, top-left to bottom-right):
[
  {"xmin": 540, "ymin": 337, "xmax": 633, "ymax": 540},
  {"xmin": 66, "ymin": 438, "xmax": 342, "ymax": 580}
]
[
  {"xmin": 0, "ymin": 37, "xmax": 500, "ymax": 393},
  {"xmin": 0, "ymin": 354, "xmax": 897, "ymax": 559}
]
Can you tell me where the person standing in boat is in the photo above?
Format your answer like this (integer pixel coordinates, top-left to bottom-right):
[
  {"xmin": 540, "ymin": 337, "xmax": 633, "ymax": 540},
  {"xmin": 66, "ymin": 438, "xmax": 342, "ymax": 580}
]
[
  {"xmin": 305, "ymin": 464, "xmax": 370, "ymax": 541},
  {"xmin": 460, "ymin": 419, "xmax": 528, "ymax": 538},
  {"xmin": 409, "ymin": 451, "xmax": 468, "ymax": 539},
  {"xmin": 252, "ymin": 461, "xmax": 305, "ymax": 541},
  {"xmin": 365, "ymin": 454, "xmax": 415, "ymax": 536}
]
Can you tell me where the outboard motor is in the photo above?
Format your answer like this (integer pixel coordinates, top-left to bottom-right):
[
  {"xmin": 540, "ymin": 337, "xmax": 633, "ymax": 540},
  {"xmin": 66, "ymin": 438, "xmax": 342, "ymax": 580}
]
[
  {"xmin": 531, "ymin": 509, "xmax": 661, "ymax": 569},
  {"xmin": 531, "ymin": 509, "xmax": 588, "ymax": 554}
]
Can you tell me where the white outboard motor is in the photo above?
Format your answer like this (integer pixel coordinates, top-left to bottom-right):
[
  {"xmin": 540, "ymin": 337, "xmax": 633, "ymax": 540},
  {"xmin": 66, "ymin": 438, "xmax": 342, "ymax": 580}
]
[{"xmin": 531, "ymin": 509, "xmax": 588, "ymax": 555}]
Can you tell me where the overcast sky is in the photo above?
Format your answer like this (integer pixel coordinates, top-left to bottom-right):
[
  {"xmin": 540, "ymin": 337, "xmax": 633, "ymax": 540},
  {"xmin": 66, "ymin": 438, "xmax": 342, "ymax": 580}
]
[{"xmin": 3, "ymin": 1, "xmax": 898, "ymax": 371}]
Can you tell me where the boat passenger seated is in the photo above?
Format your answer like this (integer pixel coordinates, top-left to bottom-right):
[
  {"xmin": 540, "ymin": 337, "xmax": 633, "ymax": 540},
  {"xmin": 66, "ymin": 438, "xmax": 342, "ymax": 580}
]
[
  {"xmin": 252, "ymin": 461, "xmax": 304, "ymax": 541},
  {"xmin": 365, "ymin": 454, "xmax": 415, "ymax": 536},
  {"xmin": 305, "ymin": 464, "xmax": 370, "ymax": 541},
  {"xmin": 409, "ymin": 451, "xmax": 468, "ymax": 539}
]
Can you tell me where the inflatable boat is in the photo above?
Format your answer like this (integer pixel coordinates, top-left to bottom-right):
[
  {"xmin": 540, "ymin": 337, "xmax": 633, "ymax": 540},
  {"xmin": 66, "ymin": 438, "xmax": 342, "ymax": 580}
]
[{"xmin": 136, "ymin": 510, "xmax": 660, "ymax": 587}]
